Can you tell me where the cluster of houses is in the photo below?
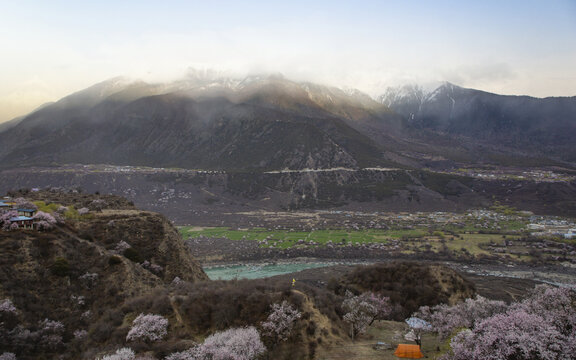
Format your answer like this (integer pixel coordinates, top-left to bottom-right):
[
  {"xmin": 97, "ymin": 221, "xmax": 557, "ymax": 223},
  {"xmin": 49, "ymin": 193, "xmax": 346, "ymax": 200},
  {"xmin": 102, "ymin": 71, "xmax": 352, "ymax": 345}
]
[
  {"xmin": 528, "ymin": 216, "xmax": 576, "ymax": 239},
  {"xmin": 0, "ymin": 198, "xmax": 37, "ymax": 230}
]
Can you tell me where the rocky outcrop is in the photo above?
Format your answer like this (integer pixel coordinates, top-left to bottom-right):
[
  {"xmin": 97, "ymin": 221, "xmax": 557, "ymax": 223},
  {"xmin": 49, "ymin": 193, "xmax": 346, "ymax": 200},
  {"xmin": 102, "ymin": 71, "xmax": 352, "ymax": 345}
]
[{"xmin": 76, "ymin": 210, "xmax": 208, "ymax": 283}]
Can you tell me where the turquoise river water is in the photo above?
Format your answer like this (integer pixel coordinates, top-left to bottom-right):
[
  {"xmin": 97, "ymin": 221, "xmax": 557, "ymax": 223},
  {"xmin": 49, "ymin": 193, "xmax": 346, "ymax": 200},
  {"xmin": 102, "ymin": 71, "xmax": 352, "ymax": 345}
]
[{"xmin": 203, "ymin": 262, "xmax": 335, "ymax": 280}]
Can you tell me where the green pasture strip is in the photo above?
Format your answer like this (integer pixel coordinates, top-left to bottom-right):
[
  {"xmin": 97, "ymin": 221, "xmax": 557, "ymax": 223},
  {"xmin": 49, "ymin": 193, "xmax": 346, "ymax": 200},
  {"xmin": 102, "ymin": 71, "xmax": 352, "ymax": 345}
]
[
  {"xmin": 179, "ymin": 226, "xmax": 435, "ymax": 248},
  {"xmin": 179, "ymin": 227, "xmax": 523, "ymax": 254}
]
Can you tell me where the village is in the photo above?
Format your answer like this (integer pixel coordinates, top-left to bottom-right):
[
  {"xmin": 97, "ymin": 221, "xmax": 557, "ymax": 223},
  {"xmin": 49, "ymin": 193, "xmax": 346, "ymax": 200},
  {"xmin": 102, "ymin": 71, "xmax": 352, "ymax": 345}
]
[
  {"xmin": 0, "ymin": 197, "xmax": 39, "ymax": 230},
  {"xmin": 434, "ymin": 166, "xmax": 576, "ymax": 183},
  {"xmin": 180, "ymin": 205, "xmax": 576, "ymax": 272}
]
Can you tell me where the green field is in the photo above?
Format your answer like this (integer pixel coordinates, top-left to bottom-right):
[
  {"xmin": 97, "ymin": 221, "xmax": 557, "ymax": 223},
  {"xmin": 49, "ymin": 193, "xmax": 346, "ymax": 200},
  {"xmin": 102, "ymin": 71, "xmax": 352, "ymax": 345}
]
[
  {"xmin": 180, "ymin": 227, "xmax": 431, "ymax": 249},
  {"xmin": 179, "ymin": 222, "xmax": 536, "ymax": 262}
]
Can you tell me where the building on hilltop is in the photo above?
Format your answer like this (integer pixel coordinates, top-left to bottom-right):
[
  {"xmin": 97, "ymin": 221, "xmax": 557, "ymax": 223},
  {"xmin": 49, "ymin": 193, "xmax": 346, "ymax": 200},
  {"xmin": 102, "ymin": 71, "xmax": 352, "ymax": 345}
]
[
  {"xmin": 0, "ymin": 201, "xmax": 11, "ymax": 213},
  {"xmin": 9, "ymin": 216, "xmax": 35, "ymax": 230},
  {"xmin": 18, "ymin": 208, "xmax": 36, "ymax": 217}
]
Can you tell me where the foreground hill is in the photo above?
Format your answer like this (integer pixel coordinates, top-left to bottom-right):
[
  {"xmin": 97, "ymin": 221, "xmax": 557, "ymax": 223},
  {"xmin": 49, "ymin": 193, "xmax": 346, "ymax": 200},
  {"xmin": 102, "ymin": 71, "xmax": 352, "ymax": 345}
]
[
  {"xmin": 0, "ymin": 191, "xmax": 207, "ymax": 358},
  {"xmin": 0, "ymin": 190, "xmax": 481, "ymax": 359}
]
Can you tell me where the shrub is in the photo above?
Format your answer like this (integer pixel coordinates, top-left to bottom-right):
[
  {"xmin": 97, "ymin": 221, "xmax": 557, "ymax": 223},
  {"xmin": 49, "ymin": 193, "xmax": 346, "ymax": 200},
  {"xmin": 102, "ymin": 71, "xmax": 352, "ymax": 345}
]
[
  {"xmin": 109, "ymin": 256, "xmax": 123, "ymax": 265},
  {"xmin": 50, "ymin": 257, "xmax": 70, "ymax": 277},
  {"xmin": 38, "ymin": 318, "xmax": 65, "ymax": 350},
  {"xmin": 0, "ymin": 299, "xmax": 17, "ymax": 315},
  {"xmin": 123, "ymin": 248, "xmax": 143, "ymax": 263},
  {"xmin": 126, "ymin": 314, "xmax": 168, "ymax": 343}
]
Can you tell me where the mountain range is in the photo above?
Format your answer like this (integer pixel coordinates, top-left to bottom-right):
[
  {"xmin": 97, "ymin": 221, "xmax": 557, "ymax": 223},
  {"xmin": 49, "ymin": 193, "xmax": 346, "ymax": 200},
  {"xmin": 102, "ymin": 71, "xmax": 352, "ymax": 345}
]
[
  {"xmin": 380, "ymin": 83, "xmax": 576, "ymax": 164},
  {"xmin": 0, "ymin": 74, "xmax": 575, "ymax": 171}
]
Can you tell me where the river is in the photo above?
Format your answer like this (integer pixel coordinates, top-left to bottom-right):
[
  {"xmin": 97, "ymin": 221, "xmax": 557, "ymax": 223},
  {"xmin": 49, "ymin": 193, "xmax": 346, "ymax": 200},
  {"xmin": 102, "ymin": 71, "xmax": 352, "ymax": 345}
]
[{"xmin": 203, "ymin": 262, "xmax": 337, "ymax": 280}]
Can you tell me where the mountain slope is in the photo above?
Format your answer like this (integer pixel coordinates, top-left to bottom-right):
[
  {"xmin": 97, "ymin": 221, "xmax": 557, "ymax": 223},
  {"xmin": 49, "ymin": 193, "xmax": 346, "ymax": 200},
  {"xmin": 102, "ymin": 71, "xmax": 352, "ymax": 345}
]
[
  {"xmin": 380, "ymin": 82, "xmax": 576, "ymax": 162},
  {"xmin": 0, "ymin": 76, "xmax": 400, "ymax": 171},
  {"xmin": 1, "ymin": 76, "xmax": 575, "ymax": 171}
]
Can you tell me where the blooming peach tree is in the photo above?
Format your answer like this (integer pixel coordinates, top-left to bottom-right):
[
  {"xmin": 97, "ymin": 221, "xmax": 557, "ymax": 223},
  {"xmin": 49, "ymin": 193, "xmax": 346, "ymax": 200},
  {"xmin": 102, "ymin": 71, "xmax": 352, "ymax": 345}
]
[
  {"xmin": 415, "ymin": 295, "xmax": 507, "ymax": 339},
  {"xmin": 261, "ymin": 300, "xmax": 302, "ymax": 341},
  {"xmin": 126, "ymin": 314, "xmax": 168, "ymax": 343},
  {"xmin": 0, "ymin": 211, "xmax": 17, "ymax": 231},
  {"xmin": 166, "ymin": 326, "xmax": 266, "ymax": 360},
  {"xmin": 33, "ymin": 211, "xmax": 58, "ymax": 230},
  {"xmin": 433, "ymin": 285, "xmax": 576, "ymax": 360},
  {"xmin": 405, "ymin": 317, "xmax": 432, "ymax": 346},
  {"xmin": 98, "ymin": 347, "xmax": 135, "ymax": 360},
  {"xmin": 342, "ymin": 291, "xmax": 392, "ymax": 340}
]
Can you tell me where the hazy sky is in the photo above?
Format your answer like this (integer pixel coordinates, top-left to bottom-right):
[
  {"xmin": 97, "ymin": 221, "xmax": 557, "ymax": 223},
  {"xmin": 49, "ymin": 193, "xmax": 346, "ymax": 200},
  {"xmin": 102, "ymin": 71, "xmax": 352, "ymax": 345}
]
[{"xmin": 1, "ymin": 0, "xmax": 576, "ymax": 122}]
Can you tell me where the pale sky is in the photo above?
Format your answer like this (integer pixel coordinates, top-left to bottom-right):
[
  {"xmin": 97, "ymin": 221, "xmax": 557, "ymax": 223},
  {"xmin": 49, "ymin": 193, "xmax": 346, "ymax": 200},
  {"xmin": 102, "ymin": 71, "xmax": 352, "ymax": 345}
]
[{"xmin": 1, "ymin": 0, "xmax": 576, "ymax": 122}]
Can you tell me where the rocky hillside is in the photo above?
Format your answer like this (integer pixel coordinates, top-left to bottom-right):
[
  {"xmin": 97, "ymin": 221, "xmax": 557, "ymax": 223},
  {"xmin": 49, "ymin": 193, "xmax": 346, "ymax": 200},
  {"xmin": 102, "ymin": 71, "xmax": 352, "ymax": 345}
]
[
  {"xmin": 0, "ymin": 191, "xmax": 207, "ymax": 359},
  {"xmin": 339, "ymin": 262, "xmax": 476, "ymax": 318},
  {"xmin": 2, "ymin": 166, "xmax": 575, "ymax": 219}
]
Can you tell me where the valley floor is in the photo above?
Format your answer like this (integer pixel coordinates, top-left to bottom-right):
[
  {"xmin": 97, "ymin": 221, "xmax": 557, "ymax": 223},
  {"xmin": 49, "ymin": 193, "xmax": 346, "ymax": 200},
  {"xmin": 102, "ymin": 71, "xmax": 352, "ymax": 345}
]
[{"xmin": 179, "ymin": 208, "xmax": 576, "ymax": 290}]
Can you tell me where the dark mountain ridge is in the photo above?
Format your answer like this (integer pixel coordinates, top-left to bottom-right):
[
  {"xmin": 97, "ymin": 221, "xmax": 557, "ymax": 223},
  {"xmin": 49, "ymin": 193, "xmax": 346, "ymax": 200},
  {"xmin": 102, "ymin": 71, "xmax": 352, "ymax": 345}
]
[
  {"xmin": 0, "ymin": 76, "xmax": 402, "ymax": 171},
  {"xmin": 2, "ymin": 75, "xmax": 575, "ymax": 172},
  {"xmin": 380, "ymin": 82, "xmax": 576, "ymax": 163}
]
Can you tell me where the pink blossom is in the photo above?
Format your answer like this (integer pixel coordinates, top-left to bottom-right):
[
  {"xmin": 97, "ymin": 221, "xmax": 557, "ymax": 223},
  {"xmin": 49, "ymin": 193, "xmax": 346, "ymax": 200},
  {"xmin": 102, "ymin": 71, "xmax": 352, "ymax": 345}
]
[
  {"xmin": 0, "ymin": 299, "xmax": 17, "ymax": 315},
  {"xmin": 342, "ymin": 291, "xmax": 392, "ymax": 339},
  {"xmin": 0, "ymin": 211, "xmax": 18, "ymax": 230},
  {"xmin": 261, "ymin": 300, "xmax": 302, "ymax": 341},
  {"xmin": 141, "ymin": 260, "xmax": 163, "ymax": 275},
  {"xmin": 166, "ymin": 326, "xmax": 265, "ymax": 360},
  {"xmin": 198, "ymin": 326, "xmax": 266, "ymax": 360},
  {"xmin": 79, "ymin": 272, "xmax": 99, "ymax": 289},
  {"xmin": 440, "ymin": 285, "xmax": 576, "ymax": 360},
  {"xmin": 33, "ymin": 211, "xmax": 57, "ymax": 230},
  {"xmin": 73, "ymin": 329, "xmax": 87, "ymax": 339},
  {"xmin": 14, "ymin": 198, "xmax": 37, "ymax": 210},
  {"xmin": 126, "ymin": 314, "xmax": 168, "ymax": 342},
  {"xmin": 99, "ymin": 347, "xmax": 135, "ymax": 360},
  {"xmin": 0, "ymin": 353, "xmax": 17, "ymax": 360},
  {"xmin": 115, "ymin": 241, "xmax": 131, "ymax": 254},
  {"xmin": 38, "ymin": 318, "xmax": 65, "ymax": 350},
  {"xmin": 416, "ymin": 295, "xmax": 507, "ymax": 339}
]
